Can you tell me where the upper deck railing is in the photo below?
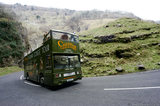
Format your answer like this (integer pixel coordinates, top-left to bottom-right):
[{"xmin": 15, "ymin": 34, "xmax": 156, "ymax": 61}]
[
  {"xmin": 43, "ymin": 30, "xmax": 79, "ymax": 43},
  {"xmin": 25, "ymin": 30, "xmax": 79, "ymax": 56}
]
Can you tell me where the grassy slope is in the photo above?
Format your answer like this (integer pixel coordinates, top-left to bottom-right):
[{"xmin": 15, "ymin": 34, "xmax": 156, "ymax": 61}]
[
  {"xmin": 79, "ymin": 18, "xmax": 160, "ymax": 77},
  {"xmin": 0, "ymin": 66, "xmax": 23, "ymax": 76},
  {"xmin": 8, "ymin": 4, "xmax": 123, "ymax": 49}
]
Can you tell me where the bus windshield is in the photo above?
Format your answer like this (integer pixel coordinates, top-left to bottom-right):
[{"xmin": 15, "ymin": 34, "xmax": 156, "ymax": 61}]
[{"xmin": 54, "ymin": 55, "xmax": 80, "ymax": 69}]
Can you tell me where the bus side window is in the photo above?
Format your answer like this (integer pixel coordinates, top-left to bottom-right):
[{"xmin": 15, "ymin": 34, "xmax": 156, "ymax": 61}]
[
  {"xmin": 40, "ymin": 58, "xmax": 43, "ymax": 70},
  {"xmin": 46, "ymin": 55, "xmax": 52, "ymax": 70},
  {"xmin": 25, "ymin": 63, "xmax": 28, "ymax": 71}
]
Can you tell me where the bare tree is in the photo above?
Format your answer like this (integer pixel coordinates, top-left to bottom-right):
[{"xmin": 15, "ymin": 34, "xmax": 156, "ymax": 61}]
[{"xmin": 66, "ymin": 16, "xmax": 83, "ymax": 32}]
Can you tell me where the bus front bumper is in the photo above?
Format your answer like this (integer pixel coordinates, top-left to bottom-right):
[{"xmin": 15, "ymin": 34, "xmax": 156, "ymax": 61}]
[{"xmin": 53, "ymin": 75, "xmax": 82, "ymax": 86}]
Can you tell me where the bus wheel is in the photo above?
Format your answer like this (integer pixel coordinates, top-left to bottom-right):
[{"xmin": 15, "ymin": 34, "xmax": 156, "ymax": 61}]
[
  {"xmin": 40, "ymin": 76, "xmax": 44, "ymax": 86},
  {"xmin": 26, "ymin": 73, "xmax": 29, "ymax": 80}
]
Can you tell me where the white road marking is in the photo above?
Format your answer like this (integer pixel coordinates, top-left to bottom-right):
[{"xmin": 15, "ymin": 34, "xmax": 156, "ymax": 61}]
[
  {"xmin": 20, "ymin": 75, "xmax": 24, "ymax": 80},
  {"xmin": 24, "ymin": 81, "xmax": 40, "ymax": 87},
  {"xmin": 104, "ymin": 86, "xmax": 160, "ymax": 91},
  {"xmin": 20, "ymin": 75, "xmax": 40, "ymax": 87}
]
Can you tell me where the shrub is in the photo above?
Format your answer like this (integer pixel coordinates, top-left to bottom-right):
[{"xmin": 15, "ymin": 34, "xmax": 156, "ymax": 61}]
[{"xmin": 0, "ymin": 8, "xmax": 26, "ymax": 66}]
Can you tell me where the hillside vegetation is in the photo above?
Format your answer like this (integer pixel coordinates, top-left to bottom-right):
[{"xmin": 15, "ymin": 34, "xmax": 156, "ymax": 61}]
[
  {"xmin": 0, "ymin": 66, "xmax": 23, "ymax": 76},
  {"xmin": 3, "ymin": 3, "xmax": 137, "ymax": 50},
  {"xmin": 0, "ymin": 5, "xmax": 29, "ymax": 67},
  {"xmin": 79, "ymin": 18, "xmax": 160, "ymax": 77}
]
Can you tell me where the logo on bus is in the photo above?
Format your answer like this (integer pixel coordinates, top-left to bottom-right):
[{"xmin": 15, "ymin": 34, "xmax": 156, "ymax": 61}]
[{"xmin": 58, "ymin": 40, "xmax": 77, "ymax": 51}]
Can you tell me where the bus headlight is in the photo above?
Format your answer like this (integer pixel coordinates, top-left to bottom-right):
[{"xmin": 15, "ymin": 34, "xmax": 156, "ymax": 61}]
[
  {"xmin": 55, "ymin": 74, "xmax": 62, "ymax": 78},
  {"xmin": 59, "ymin": 74, "xmax": 62, "ymax": 77}
]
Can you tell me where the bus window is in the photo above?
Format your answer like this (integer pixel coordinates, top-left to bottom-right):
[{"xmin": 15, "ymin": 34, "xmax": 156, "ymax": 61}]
[
  {"xmin": 46, "ymin": 55, "xmax": 52, "ymax": 70},
  {"xmin": 54, "ymin": 56, "xmax": 68, "ymax": 69},
  {"xmin": 54, "ymin": 55, "xmax": 80, "ymax": 69},
  {"xmin": 69, "ymin": 56, "xmax": 80, "ymax": 68}
]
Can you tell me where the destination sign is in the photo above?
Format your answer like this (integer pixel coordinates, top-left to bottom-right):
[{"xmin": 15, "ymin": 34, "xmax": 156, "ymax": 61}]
[{"xmin": 58, "ymin": 40, "xmax": 77, "ymax": 51}]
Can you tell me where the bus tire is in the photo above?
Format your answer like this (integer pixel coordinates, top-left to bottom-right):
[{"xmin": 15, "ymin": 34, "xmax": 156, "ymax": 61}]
[
  {"xmin": 40, "ymin": 76, "xmax": 44, "ymax": 86},
  {"xmin": 26, "ymin": 73, "xmax": 29, "ymax": 80}
]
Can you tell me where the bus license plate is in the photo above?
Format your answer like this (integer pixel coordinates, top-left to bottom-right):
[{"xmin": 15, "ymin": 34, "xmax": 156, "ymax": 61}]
[{"xmin": 67, "ymin": 78, "xmax": 74, "ymax": 82}]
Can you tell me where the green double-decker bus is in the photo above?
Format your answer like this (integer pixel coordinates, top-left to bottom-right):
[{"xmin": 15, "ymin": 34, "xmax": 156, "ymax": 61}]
[{"xmin": 24, "ymin": 30, "xmax": 82, "ymax": 86}]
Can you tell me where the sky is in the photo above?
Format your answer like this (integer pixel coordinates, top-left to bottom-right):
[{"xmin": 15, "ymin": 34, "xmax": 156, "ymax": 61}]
[{"xmin": 0, "ymin": 0, "xmax": 160, "ymax": 21}]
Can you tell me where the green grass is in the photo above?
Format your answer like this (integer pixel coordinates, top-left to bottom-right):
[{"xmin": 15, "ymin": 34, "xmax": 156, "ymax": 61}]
[
  {"xmin": 81, "ymin": 45, "xmax": 160, "ymax": 77},
  {"xmin": 0, "ymin": 66, "xmax": 23, "ymax": 76},
  {"xmin": 80, "ymin": 18, "xmax": 160, "ymax": 77},
  {"xmin": 79, "ymin": 18, "xmax": 160, "ymax": 37}
]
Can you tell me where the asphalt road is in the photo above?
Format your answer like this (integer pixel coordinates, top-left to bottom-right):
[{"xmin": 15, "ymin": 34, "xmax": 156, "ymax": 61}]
[{"xmin": 0, "ymin": 70, "xmax": 160, "ymax": 106}]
